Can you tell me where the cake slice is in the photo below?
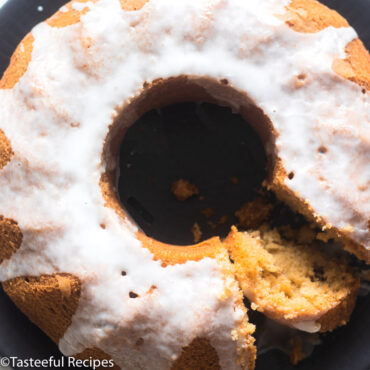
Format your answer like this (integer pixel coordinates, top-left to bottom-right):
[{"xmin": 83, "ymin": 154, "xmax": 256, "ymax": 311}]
[{"xmin": 224, "ymin": 226, "xmax": 360, "ymax": 332}]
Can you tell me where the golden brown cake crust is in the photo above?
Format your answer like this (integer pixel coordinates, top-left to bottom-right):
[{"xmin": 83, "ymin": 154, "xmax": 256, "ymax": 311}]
[
  {"xmin": 47, "ymin": 0, "xmax": 93, "ymax": 28},
  {"xmin": 0, "ymin": 129, "xmax": 13, "ymax": 170},
  {"xmin": 333, "ymin": 39, "xmax": 370, "ymax": 91},
  {"xmin": 0, "ymin": 33, "xmax": 34, "ymax": 90},
  {"xmin": 2, "ymin": 274, "xmax": 81, "ymax": 343},
  {"xmin": 0, "ymin": 216, "xmax": 22, "ymax": 264},
  {"xmin": 172, "ymin": 338, "xmax": 221, "ymax": 370},
  {"xmin": 285, "ymin": 0, "xmax": 348, "ymax": 32},
  {"xmin": 317, "ymin": 279, "xmax": 359, "ymax": 332}
]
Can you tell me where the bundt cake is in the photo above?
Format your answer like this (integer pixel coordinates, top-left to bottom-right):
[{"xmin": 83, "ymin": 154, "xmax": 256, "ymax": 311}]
[{"xmin": 0, "ymin": 0, "xmax": 369, "ymax": 369}]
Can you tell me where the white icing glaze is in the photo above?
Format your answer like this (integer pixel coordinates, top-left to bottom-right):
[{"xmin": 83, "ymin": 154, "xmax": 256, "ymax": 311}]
[
  {"xmin": 0, "ymin": 0, "xmax": 369, "ymax": 368},
  {"xmin": 292, "ymin": 321, "xmax": 321, "ymax": 333},
  {"xmin": 71, "ymin": 1, "xmax": 93, "ymax": 11}
]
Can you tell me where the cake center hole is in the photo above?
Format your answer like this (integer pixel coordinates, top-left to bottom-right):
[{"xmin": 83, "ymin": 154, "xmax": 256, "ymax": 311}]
[{"xmin": 117, "ymin": 102, "xmax": 267, "ymax": 245}]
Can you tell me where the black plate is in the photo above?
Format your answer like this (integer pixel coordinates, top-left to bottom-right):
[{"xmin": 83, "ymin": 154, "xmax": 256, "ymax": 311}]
[{"xmin": 0, "ymin": 1, "xmax": 369, "ymax": 370}]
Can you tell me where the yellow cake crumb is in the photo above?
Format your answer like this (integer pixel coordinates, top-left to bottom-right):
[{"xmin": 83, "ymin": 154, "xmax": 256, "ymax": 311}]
[
  {"xmin": 235, "ymin": 197, "xmax": 273, "ymax": 229},
  {"xmin": 191, "ymin": 222, "xmax": 202, "ymax": 243},
  {"xmin": 224, "ymin": 226, "xmax": 359, "ymax": 331},
  {"xmin": 278, "ymin": 225, "xmax": 316, "ymax": 245},
  {"xmin": 171, "ymin": 179, "xmax": 199, "ymax": 202}
]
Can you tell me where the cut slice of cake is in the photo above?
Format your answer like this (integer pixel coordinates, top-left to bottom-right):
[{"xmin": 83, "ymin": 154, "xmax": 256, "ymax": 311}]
[{"xmin": 224, "ymin": 226, "xmax": 360, "ymax": 332}]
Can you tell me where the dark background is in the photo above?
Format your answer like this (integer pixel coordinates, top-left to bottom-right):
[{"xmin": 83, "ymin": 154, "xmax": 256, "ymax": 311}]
[{"xmin": 0, "ymin": 1, "xmax": 369, "ymax": 369}]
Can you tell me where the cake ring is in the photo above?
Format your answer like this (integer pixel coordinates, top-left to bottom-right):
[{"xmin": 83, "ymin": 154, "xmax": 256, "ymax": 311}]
[{"xmin": 0, "ymin": 0, "xmax": 369, "ymax": 368}]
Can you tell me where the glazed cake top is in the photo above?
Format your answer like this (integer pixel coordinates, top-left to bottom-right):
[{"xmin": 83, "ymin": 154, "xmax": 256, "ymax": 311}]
[{"xmin": 0, "ymin": 0, "xmax": 369, "ymax": 368}]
